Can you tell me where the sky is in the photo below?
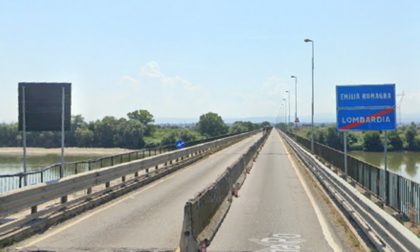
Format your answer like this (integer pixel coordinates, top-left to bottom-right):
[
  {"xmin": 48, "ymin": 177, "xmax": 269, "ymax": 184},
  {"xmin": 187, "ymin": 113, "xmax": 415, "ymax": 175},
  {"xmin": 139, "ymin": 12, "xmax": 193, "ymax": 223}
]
[{"xmin": 0, "ymin": 0, "xmax": 419, "ymax": 124}]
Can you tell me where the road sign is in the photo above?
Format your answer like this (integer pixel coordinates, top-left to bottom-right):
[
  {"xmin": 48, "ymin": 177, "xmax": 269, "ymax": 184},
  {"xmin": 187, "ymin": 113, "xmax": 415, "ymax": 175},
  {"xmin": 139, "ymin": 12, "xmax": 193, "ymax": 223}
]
[
  {"xmin": 336, "ymin": 84, "xmax": 396, "ymax": 131},
  {"xmin": 18, "ymin": 83, "xmax": 71, "ymax": 131},
  {"xmin": 176, "ymin": 140, "xmax": 186, "ymax": 149},
  {"xmin": 336, "ymin": 84, "xmax": 396, "ymax": 108}
]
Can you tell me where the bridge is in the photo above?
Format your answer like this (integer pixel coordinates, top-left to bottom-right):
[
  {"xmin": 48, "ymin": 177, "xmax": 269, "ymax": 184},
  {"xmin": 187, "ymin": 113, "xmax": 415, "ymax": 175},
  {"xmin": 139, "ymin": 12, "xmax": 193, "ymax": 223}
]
[{"xmin": 1, "ymin": 128, "xmax": 419, "ymax": 251}]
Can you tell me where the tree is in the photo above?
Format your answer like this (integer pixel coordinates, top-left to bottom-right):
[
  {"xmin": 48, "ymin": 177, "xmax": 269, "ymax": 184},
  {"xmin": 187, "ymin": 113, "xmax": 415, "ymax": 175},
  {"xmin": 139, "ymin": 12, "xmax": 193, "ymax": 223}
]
[
  {"xmin": 93, "ymin": 116, "xmax": 119, "ymax": 147},
  {"xmin": 363, "ymin": 132, "xmax": 383, "ymax": 151},
  {"xmin": 405, "ymin": 123, "xmax": 417, "ymax": 150},
  {"xmin": 229, "ymin": 121, "xmax": 258, "ymax": 134},
  {"xmin": 74, "ymin": 127, "xmax": 94, "ymax": 147},
  {"xmin": 388, "ymin": 131, "xmax": 403, "ymax": 151},
  {"xmin": 259, "ymin": 121, "xmax": 271, "ymax": 128},
  {"xmin": 127, "ymin": 109, "xmax": 154, "ymax": 136},
  {"xmin": 317, "ymin": 130, "xmax": 326, "ymax": 144},
  {"xmin": 197, "ymin": 112, "xmax": 228, "ymax": 137},
  {"xmin": 113, "ymin": 119, "xmax": 145, "ymax": 148},
  {"xmin": 325, "ymin": 127, "xmax": 342, "ymax": 150}
]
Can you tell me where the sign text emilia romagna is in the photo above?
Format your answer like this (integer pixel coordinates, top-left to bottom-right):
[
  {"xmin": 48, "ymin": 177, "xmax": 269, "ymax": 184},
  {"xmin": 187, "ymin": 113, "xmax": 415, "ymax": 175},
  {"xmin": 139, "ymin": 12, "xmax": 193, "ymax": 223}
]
[{"xmin": 336, "ymin": 84, "xmax": 396, "ymax": 131}]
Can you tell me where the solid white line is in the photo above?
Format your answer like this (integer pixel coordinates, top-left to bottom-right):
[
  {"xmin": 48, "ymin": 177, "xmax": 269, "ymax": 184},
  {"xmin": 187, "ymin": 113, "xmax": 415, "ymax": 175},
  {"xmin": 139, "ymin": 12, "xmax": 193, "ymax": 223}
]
[{"xmin": 277, "ymin": 132, "xmax": 342, "ymax": 252}]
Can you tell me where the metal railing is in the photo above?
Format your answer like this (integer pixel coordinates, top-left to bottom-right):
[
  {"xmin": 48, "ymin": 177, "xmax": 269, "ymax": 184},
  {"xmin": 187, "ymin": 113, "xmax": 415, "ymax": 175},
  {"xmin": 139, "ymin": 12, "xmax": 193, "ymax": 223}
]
[
  {"xmin": 0, "ymin": 131, "xmax": 251, "ymax": 194},
  {"xmin": 285, "ymin": 130, "xmax": 420, "ymax": 224}
]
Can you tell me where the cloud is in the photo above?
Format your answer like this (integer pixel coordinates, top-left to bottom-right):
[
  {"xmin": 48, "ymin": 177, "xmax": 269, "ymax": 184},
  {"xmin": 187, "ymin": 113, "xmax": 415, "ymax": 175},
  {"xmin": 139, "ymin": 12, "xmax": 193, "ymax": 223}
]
[
  {"xmin": 120, "ymin": 75, "xmax": 140, "ymax": 86},
  {"xmin": 140, "ymin": 61, "xmax": 163, "ymax": 79},
  {"xmin": 140, "ymin": 61, "xmax": 198, "ymax": 91}
]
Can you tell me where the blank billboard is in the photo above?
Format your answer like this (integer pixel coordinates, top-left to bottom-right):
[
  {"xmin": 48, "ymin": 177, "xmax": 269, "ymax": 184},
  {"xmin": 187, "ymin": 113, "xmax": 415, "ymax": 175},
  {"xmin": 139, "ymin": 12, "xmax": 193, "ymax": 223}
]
[{"xmin": 18, "ymin": 83, "xmax": 71, "ymax": 131}]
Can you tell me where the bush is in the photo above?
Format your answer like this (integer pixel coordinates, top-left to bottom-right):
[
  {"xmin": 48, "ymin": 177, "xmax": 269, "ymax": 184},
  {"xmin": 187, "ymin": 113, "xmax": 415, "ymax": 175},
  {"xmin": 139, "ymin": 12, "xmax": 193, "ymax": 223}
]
[{"xmin": 363, "ymin": 132, "xmax": 383, "ymax": 151}]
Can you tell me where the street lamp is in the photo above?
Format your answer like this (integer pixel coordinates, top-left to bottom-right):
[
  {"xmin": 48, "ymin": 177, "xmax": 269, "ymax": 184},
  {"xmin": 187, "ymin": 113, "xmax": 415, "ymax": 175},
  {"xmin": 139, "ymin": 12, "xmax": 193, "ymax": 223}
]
[
  {"xmin": 285, "ymin": 90, "xmax": 290, "ymax": 127},
  {"xmin": 291, "ymin": 75, "xmax": 298, "ymax": 127},
  {"xmin": 282, "ymin": 98, "xmax": 287, "ymax": 126},
  {"xmin": 304, "ymin": 38, "xmax": 315, "ymax": 153}
]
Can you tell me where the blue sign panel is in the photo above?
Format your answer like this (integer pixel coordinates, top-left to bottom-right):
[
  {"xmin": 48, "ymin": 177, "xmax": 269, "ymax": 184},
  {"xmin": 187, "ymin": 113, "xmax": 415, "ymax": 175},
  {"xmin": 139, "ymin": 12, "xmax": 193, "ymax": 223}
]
[
  {"xmin": 337, "ymin": 108, "xmax": 396, "ymax": 131},
  {"xmin": 175, "ymin": 140, "xmax": 186, "ymax": 149},
  {"xmin": 336, "ymin": 84, "xmax": 395, "ymax": 108},
  {"xmin": 336, "ymin": 84, "xmax": 396, "ymax": 131}
]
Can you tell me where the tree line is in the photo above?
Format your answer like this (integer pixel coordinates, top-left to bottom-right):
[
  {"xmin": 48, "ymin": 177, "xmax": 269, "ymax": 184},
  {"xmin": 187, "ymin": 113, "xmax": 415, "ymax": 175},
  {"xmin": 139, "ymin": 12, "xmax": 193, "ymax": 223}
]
[
  {"xmin": 0, "ymin": 110, "xmax": 270, "ymax": 149},
  {"xmin": 285, "ymin": 122, "xmax": 420, "ymax": 152}
]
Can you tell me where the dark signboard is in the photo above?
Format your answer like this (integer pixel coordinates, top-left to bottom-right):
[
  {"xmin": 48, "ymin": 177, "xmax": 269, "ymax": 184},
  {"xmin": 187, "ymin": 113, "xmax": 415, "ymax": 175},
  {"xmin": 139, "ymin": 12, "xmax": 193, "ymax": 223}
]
[{"xmin": 18, "ymin": 83, "xmax": 71, "ymax": 131}]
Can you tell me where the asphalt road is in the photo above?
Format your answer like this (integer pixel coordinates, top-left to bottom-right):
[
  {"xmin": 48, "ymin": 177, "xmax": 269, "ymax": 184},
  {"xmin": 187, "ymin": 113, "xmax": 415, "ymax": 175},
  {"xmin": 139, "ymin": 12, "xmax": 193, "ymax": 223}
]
[
  {"xmin": 14, "ymin": 133, "xmax": 262, "ymax": 251},
  {"xmin": 210, "ymin": 130, "xmax": 343, "ymax": 252}
]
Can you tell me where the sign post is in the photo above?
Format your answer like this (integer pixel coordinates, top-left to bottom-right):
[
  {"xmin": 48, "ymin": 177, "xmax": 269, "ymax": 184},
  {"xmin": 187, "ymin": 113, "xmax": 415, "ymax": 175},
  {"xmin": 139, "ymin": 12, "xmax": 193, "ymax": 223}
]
[
  {"xmin": 61, "ymin": 86, "xmax": 66, "ymax": 178},
  {"xmin": 19, "ymin": 83, "xmax": 71, "ymax": 182},
  {"xmin": 343, "ymin": 131, "xmax": 348, "ymax": 176},
  {"xmin": 22, "ymin": 86, "xmax": 27, "ymax": 186},
  {"xmin": 336, "ymin": 84, "xmax": 396, "ymax": 204}
]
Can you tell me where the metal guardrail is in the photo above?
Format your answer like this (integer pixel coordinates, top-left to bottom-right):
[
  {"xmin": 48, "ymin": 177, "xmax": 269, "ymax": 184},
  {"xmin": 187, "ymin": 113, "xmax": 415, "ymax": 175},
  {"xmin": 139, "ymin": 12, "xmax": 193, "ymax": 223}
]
[
  {"xmin": 285, "ymin": 130, "xmax": 420, "ymax": 224},
  {"xmin": 0, "ymin": 131, "xmax": 250, "ymax": 194},
  {"xmin": 280, "ymin": 129, "xmax": 420, "ymax": 251},
  {"xmin": 0, "ymin": 130, "xmax": 258, "ymax": 218}
]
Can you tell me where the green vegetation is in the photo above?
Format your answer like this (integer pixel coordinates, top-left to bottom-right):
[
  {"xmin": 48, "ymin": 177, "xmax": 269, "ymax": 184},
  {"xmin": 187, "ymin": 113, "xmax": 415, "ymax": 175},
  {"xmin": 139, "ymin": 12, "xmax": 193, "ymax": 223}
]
[
  {"xmin": 197, "ymin": 112, "xmax": 229, "ymax": 137},
  {"xmin": 287, "ymin": 122, "xmax": 420, "ymax": 152},
  {"xmin": 0, "ymin": 110, "xmax": 267, "ymax": 149}
]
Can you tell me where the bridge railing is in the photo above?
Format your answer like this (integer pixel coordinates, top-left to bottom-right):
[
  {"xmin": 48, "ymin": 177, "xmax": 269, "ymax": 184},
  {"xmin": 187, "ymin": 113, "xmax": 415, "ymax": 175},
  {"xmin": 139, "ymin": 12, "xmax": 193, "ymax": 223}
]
[
  {"xmin": 0, "ymin": 130, "xmax": 259, "ymax": 220},
  {"xmin": 0, "ymin": 131, "xmax": 250, "ymax": 194},
  {"xmin": 284, "ymin": 130, "xmax": 420, "ymax": 224}
]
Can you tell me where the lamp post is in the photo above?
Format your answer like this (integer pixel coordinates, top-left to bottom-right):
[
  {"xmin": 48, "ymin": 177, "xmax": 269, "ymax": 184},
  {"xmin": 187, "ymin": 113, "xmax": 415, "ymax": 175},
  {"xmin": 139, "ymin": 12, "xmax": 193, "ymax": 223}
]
[
  {"xmin": 282, "ymin": 98, "xmax": 287, "ymax": 126},
  {"xmin": 304, "ymin": 38, "xmax": 315, "ymax": 153},
  {"xmin": 285, "ymin": 90, "xmax": 290, "ymax": 127},
  {"xmin": 291, "ymin": 75, "xmax": 298, "ymax": 127}
]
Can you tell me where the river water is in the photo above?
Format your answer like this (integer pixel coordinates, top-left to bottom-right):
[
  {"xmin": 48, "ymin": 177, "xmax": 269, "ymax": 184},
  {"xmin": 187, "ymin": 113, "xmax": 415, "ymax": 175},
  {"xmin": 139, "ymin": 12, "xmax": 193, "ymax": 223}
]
[
  {"xmin": 0, "ymin": 153, "xmax": 114, "ymax": 175},
  {"xmin": 350, "ymin": 151, "xmax": 420, "ymax": 183}
]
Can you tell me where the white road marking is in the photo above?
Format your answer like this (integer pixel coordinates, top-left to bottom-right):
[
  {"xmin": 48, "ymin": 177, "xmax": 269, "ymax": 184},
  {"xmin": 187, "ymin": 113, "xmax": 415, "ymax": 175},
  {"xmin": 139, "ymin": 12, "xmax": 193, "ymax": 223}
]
[
  {"xmin": 21, "ymin": 167, "xmax": 188, "ymax": 248},
  {"xmin": 251, "ymin": 233, "xmax": 305, "ymax": 252},
  {"xmin": 277, "ymin": 133, "xmax": 342, "ymax": 252}
]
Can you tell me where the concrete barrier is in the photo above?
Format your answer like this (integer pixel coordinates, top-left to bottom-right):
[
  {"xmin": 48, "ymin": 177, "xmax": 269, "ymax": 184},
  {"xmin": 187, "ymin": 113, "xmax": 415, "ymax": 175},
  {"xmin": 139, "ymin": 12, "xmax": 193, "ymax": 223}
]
[{"xmin": 179, "ymin": 128, "xmax": 271, "ymax": 251}]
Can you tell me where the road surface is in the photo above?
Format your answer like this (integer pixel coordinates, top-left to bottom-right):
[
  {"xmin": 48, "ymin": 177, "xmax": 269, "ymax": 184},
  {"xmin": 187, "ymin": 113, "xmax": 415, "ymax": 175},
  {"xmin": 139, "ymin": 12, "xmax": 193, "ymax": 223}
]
[
  {"xmin": 210, "ymin": 130, "xmax": 346, "ymax": 251},
  {"xmin": 14, "ymin": 133, "xmax": 262, "ymax": 251}
]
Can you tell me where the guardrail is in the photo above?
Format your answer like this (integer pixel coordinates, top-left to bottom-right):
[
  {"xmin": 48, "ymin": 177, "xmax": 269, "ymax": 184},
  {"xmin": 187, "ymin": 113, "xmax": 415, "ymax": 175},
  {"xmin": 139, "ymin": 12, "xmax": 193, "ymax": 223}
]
[
  {"xmin": 0, "ymin": 131, "xmax": 251, "ymax": 194},
  {"xmin": 179, "ymin": 127, "xmax": 271, "ymax": 251},
  {"xmin": 284, "ymin": 130, "xmax": 420, "ymax": 224},
  {"xmin": 0, "ymin": 130, "xmax": 259, "ymax": 247},
  {"xmin": 280, "ymin": 129, "xmax": 420, "ymax": 251}
]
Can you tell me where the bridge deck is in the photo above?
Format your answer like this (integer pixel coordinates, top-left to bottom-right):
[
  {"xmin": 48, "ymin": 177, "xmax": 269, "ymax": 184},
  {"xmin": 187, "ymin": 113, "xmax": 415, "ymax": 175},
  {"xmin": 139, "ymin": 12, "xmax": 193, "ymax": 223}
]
[
  {"xmin": 14, "ymin": 134, "xmax": 262, "ymax": 251},
  {"xmin": 210, "ymin": 130, "xmax": 354, "ymax": 251}
]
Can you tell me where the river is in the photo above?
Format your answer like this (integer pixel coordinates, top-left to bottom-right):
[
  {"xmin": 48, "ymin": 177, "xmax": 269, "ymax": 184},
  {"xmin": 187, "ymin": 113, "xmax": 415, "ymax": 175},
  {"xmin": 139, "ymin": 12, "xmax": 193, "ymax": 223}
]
[
  {"xmin": 350, "ymin": 151, "xmax": 420, "ymax": 183},
  {"xmin": 0, "ymin": 148, "xmax": 130, "ymax": 175}
]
